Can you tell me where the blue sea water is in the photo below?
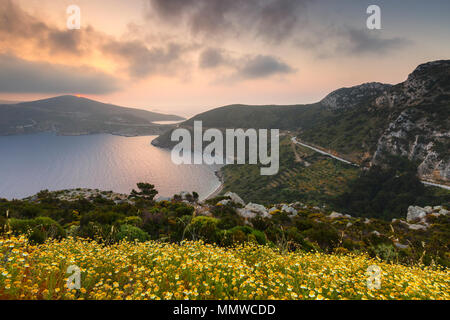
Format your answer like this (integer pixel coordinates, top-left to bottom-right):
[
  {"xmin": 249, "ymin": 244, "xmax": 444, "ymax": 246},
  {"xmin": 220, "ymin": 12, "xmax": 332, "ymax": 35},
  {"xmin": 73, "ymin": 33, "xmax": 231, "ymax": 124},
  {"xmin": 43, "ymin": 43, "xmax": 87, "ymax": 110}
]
[{"xmin": 0, "ymin": 133, "xmax": 221, "ymax": 200}]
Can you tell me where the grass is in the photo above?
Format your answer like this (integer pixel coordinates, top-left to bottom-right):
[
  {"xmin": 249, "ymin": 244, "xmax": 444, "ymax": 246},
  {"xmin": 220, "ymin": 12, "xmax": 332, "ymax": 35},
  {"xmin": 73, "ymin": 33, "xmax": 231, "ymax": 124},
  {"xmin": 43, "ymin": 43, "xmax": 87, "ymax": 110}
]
[{"xmin": 1, "ymin": 235, "xmax": 448, "ymax": 300}]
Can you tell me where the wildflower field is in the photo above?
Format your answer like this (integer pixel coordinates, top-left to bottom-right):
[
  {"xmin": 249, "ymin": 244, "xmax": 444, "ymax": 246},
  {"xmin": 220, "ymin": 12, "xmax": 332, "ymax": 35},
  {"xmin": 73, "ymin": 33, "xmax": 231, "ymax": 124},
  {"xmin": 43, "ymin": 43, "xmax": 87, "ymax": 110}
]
[{"xmin": 0, "ymin": 236, "xmax": 448, "ymax": 300}]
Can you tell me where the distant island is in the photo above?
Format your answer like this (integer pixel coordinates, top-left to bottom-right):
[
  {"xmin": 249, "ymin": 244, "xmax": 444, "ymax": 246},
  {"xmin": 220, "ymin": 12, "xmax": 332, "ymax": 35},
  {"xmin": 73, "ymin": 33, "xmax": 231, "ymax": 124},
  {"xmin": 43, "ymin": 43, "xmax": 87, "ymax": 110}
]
[{"xmin": 0, "ymin": 95, "xmax": 185, "ymax": 136}]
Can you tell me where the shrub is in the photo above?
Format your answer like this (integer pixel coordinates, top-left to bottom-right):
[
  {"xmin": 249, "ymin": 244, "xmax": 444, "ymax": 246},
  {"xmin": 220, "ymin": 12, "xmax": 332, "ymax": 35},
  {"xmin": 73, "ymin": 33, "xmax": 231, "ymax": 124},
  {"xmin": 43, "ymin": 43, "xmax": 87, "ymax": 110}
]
[
  {"xmin": 116, "ymin": 225, "xmax": 149, "ymax": 242},
  {"xmin": 119, "ymin": 216, "xmax": 143, "ymax": 227},
  {"xmin": 8, "ymin": 217, "xmax": 65, "ymax": 241},
  {"xmin": 185, "ymin": 216, "xmax": 220, "ymax": 243},
  {"xmin": 225, "ymin": 226, "xmax": 267, "ymax": 245}
]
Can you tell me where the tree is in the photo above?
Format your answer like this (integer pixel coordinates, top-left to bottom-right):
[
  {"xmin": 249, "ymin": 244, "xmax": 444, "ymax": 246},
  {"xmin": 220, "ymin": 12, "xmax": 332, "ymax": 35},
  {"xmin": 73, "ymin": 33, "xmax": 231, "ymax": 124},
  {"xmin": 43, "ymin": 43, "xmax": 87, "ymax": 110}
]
[{"xmin": 131, "ymin": 183, "xmax": 158, "ymax": 201}]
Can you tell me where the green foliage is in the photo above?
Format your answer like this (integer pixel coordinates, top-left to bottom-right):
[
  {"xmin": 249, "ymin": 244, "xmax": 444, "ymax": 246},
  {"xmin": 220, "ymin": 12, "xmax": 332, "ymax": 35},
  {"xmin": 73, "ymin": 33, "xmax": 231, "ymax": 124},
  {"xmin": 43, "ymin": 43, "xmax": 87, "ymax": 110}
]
[
  {"xmin": 334, "ymin": 158, "xmax": 450, "ymax": 220},
  {"xmin": 131, "ymin": 183, "xmax": 158, "ymax": 201},
  {"xmin": 119, "ymin": 216, "xmax": 143, "ymax": 227},
  {"xmin": 221, "ymin": 136, "xmax": 359, "ymax": 205},
  {"xmin": 8, "ymin": 216, "xmax": 65, "ymax": 243},
  {"xmin": 116, "ymin": 224, "xmax": 149, "ymax": 242},
  {"xmin": 185, "ymin": 216, "xmax": 220, "ymax": 243}
]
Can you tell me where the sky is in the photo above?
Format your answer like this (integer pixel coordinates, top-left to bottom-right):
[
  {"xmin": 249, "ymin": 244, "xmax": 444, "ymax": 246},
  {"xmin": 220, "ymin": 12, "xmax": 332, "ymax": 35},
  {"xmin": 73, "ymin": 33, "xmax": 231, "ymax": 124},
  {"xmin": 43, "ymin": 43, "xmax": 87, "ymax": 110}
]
[{"xmin": 0, "ymin": 0, "xmax": 449, "ymax": 117}]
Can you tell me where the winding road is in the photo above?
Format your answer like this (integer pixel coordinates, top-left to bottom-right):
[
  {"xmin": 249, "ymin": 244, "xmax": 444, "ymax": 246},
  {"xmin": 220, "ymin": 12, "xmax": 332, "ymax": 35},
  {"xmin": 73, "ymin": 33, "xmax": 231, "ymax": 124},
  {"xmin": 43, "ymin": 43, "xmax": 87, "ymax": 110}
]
[{"xmin": 291, "ymin": 136, "xmax": 450, "ymax": 191}]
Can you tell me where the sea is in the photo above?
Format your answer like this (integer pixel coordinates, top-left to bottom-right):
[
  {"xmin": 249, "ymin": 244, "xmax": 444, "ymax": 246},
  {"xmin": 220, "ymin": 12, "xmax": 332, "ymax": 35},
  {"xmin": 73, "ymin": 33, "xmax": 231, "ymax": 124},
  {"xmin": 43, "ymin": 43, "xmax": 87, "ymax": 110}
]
[{"xmin": 0, "ymin": 133, "xmax": 221, "ymax": 200}]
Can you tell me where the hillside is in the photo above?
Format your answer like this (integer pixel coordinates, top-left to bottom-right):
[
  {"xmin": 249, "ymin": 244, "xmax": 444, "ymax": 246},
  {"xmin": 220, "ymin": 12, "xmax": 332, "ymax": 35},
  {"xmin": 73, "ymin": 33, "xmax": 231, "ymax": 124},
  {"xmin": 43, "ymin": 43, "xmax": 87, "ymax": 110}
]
[
  {"xmin": 0, "ymin": 95, "xmax": 184, "ymax": 136},
  {"xmin": 152, "ymin": 60, "xmax": 450, "ymax": 185},
  {"xmin": 220, "ymin": 135, "xmax": 360, "ymax": 205}
]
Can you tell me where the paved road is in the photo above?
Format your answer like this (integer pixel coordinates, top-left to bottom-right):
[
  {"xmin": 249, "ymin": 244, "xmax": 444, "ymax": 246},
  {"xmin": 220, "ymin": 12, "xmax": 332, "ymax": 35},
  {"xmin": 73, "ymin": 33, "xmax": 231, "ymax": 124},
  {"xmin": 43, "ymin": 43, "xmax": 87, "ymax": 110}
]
[{"xmin": 291, "ymin": 136, "xmax": 450, "ymax": 191}]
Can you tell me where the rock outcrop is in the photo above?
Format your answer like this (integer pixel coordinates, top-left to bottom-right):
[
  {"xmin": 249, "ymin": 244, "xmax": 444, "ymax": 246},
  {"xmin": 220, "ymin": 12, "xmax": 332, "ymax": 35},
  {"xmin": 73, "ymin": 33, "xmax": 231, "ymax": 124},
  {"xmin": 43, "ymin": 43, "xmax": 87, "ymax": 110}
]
[
  {"xmin": 407, "ymin": 205, "xmax": 448, "ymax": 223},
  {"xmin": 321, "ymin": 82, "xmax": 392, "ymax": 110},
  {"xmin": 372, "ymin": 60, "xmax": 450, "ymax": 183}
]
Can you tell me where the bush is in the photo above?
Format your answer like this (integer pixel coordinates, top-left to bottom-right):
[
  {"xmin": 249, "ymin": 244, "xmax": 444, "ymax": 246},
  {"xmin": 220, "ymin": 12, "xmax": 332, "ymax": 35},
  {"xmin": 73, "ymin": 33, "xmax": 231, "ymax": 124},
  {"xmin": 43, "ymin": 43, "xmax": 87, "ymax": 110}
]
[
  {"xmin": 8, "ymin": 217, "xmax": 65, "ymax": 241},
  {"xmin": 116, "ymin": 225, "xmax": 149, "ymax": 242},
  {"xmin": 80, "ymin": 210, "xmax": 125, "ymax": 226},
  {"xmin": 225, "ymin": 226, "xmax": 267, "ymax": 245},
  {"xmin": 119, "ymin": 216, "xmax": 143, "ymax": 227},
  {"xmin": 185, "ymin": 216, "xmax": 220, "ymax": 243}
]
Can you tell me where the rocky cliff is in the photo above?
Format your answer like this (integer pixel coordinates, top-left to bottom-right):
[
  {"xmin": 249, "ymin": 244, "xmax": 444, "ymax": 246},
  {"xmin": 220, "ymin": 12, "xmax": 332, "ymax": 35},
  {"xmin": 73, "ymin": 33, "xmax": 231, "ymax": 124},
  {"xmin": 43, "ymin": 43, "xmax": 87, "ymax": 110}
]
[
  {"xmin": 321, "ymin": 82, "xmax": 392, "ymax": 110},
  {"xmin": 372, "ymin": 60, "xmax": 450, "ymax": 183}
]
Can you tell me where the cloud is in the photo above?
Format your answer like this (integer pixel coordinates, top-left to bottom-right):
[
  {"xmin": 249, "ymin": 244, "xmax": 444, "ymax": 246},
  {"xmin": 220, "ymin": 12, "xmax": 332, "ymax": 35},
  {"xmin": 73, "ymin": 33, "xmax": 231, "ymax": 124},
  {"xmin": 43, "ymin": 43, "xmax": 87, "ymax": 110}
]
[
  {"xmin": 338, "ymin": 28, "xmax": 411, "ymax": 55},
  {"xmin": 237, "ymin": 55, "xmax": 295, "ymax": 79},
  {"xmin": 0, "ymin": 0, "xmax": 87, "ymax": 55},
  {"xmin": 103, "ymin": 40, "xmax": 189, "ymax": 78},
  {"xmin": 198, "ymin": 48, "xmax": 228, "ymax": 69},
  {"xmin": 296, "ymin": 26, "xmax": 411, "ymax": 58},
  {"xmin": 0, "ymin": 54, "xmax": 120, "ymax": 94},
  {"xmin": 198, "ymin": 48, "xmax": 295, "ymax": 80},
  {"xmin": 0, "ymin": 0, "xmax": 192, "ymax": 80},
  {"xmin": 147, "ymin": 0, "xmax": 309, "ymax": 43}
]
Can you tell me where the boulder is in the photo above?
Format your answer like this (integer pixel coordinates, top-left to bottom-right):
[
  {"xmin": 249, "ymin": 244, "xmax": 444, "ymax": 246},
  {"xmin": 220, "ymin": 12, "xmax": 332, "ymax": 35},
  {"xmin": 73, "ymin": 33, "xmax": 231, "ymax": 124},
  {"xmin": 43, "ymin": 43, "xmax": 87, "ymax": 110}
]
[
  {"xmin": 408, "ymin": 223, "xmax": 427, "ymax": 231},
  {"xmin": 424, "ymin": 206, "xmax": 433, "ymax": 214},
  {"xmin": 281, "ymin": 204, "xmax": 297, "ymax": 216},
  {"xmin": 329, "ymin": 212, "xmax": 344, "ymax": 219},
  {"xmin": 224, "ymin": 192, "xmax": 245, "ymax": 206},
  {"xmin": 237, "ymin": 203, "xmax": 270, "ymax": 219},
  {"xmin": 432, "ymin": 208, "xmax": 449, "ymax": 217},
  {"xmin": 407, "ymin": 206, "xmax": 427, "ymax": 222},
  {"xmin": 217, "ymin": 199, "xmax": 231, "ymax": 206}
]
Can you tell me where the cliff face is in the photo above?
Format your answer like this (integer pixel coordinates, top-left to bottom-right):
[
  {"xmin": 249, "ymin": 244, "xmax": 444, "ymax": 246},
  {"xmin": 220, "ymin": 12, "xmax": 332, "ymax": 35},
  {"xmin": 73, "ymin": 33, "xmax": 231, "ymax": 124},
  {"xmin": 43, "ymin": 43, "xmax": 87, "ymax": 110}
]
[
  {"xmin": 321, "ymin": 82, "xmax": 392, "ymax": 110},
  {"xmin": 372, "ymin": 60, "xmax": 450, "ymax": 183}
]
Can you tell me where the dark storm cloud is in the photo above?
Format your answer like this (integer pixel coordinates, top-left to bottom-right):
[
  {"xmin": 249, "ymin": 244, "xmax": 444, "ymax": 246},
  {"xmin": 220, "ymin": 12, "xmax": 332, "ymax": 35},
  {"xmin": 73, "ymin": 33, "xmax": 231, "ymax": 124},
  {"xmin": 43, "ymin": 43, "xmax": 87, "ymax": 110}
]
[
  {"xmin": 147, "ymin": 0, "xmax": 309, "ymax": 42},
  {"xmin": 0, "ymin": 54, "xmax": 120, "ymax": 94}
]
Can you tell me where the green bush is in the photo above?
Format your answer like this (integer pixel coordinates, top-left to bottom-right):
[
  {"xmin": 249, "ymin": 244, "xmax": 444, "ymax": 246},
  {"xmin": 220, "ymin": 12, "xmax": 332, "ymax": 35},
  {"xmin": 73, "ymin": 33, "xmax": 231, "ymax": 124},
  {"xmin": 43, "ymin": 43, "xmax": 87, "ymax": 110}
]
[
  {"xmin": 185, "ymin": 216, "xmax": 220, "ymax": 243},
  {"xmin": 119, "ymin": 216, "xmax": 143, "ymax": 227},
  {"xmin": 225, "ymin": 226, "xmax": 267, "ymax": 245},
  {"xmin": 8, "ymin": 217, "xmax": 65, "ymax": 241},
  {"xmin": 116, "ymin": 224, "xmax": 149, "ymax": 242}
]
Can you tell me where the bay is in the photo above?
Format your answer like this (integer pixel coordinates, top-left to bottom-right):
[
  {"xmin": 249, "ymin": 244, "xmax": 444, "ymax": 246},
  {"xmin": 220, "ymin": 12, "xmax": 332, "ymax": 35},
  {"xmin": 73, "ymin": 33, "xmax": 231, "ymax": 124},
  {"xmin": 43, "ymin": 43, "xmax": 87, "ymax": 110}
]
[{"xmin": 0, "ymin": 133, "xmax": 221, "ymax": 200}]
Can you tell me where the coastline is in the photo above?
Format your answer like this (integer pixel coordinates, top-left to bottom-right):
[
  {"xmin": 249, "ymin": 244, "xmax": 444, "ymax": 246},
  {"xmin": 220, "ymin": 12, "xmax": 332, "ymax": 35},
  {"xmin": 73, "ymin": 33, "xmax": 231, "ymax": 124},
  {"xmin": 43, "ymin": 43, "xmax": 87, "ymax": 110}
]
[{"xmin": 205, "ymin": 170, "xmax": 225, "ymax": 200}]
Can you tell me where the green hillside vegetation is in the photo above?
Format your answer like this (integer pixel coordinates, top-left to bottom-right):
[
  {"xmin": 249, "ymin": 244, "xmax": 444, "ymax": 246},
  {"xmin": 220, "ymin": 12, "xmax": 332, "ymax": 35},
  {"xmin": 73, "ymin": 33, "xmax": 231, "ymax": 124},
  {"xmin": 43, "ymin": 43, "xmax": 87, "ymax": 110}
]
[
  {"xmin": 220, "ymin": 136, "xmax": 359, "ymax": 204},
  {"xmin": 1, "ymin": 183, "xmax": 449, "ymax": 268},
  {"xmin": 219, "ymin": 136, "xmax": 450, "ymax": 219},
  {"xmin": 334, "ymin": 156, "xmax": 450, "ymax": 220}
]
